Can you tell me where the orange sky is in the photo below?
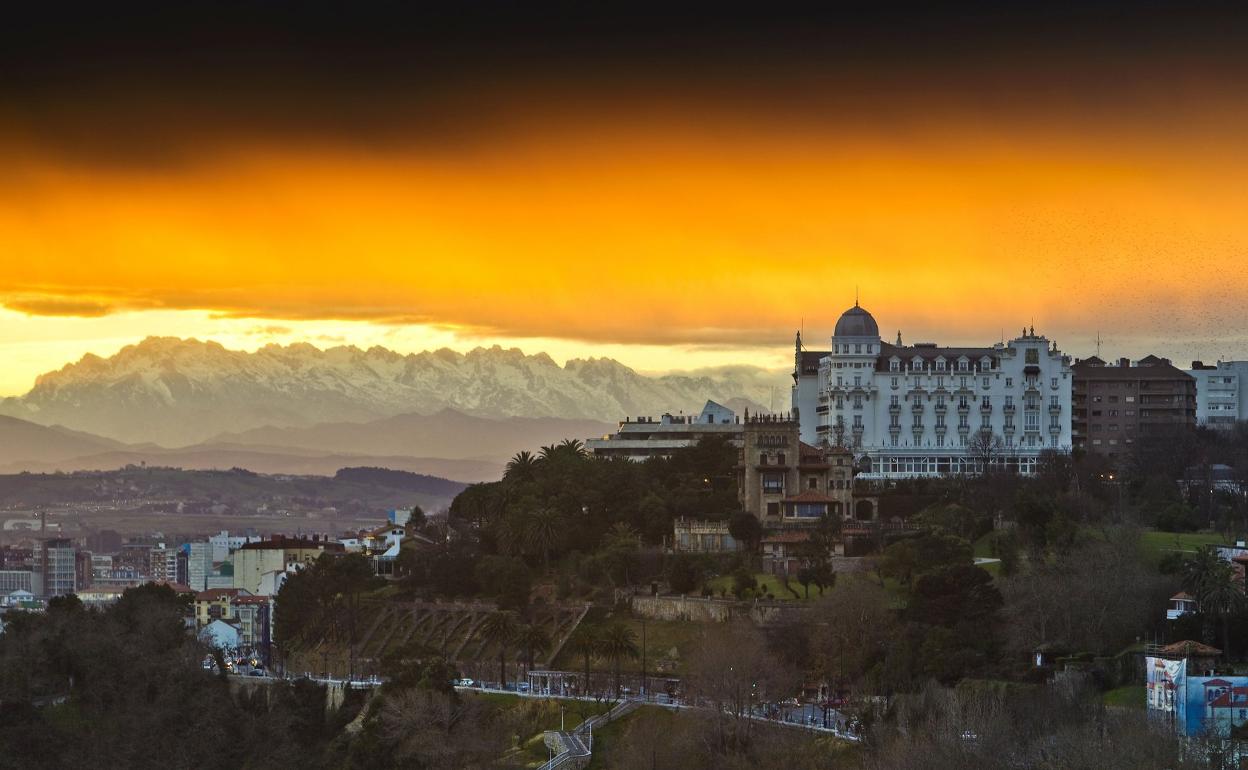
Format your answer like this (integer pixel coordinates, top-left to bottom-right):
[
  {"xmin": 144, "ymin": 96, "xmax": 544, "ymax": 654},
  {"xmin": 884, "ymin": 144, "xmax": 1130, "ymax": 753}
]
[{"xmin": 2, "ymin": 7, "xmax": 1248, "ymax": 395}]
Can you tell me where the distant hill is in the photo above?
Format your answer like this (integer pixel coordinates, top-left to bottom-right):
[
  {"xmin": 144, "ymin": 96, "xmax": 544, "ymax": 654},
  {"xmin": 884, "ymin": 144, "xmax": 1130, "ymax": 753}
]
[
  {"xmin": 0, "ymin": 337, "xmax": 781, "ymax": 445},
  {"xmin": 0, "ymin": 465, "xmax": 469, "ymax": 516},
  {"xmin": 0, "ymin": 415, "xmax": 126, "ymax": 465},
  {"xmin": 209, "ymin": 409, "xmax": 616, "ymax": 461}
]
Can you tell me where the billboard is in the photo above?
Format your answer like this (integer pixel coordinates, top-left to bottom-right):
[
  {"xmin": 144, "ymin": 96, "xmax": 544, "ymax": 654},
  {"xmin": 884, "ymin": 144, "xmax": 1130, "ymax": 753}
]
[{"xmin": 1147, "ymin": 655, "xmax": 1248, "ymax": 737}]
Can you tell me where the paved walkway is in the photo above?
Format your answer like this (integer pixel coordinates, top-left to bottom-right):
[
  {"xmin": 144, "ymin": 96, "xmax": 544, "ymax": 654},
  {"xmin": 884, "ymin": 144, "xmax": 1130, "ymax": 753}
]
[{"xmin": 455, "ymin": 683, "xmax": 861, "ymax": 769}]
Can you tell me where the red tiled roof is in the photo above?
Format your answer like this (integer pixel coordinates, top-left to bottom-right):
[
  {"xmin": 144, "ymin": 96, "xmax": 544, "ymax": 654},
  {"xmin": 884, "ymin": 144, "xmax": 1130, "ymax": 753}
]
[
  {"xmin": 195, "ymin": 588, "xmax": 244, "ymax": 601},
  {"xmin": 232, "ymin": 595, "xmax": 269, "ymax": 606},
  {"xmin": 1159, "ymin": 640, "xmax": 1222, "ymax": 657},
  {"xmin": 1170, "ymin": 592, "xmax": 1195, "ymax": 601},
  {"xmin": 239, "ymin": 536, "xmax": 345, "ymax": 552}
]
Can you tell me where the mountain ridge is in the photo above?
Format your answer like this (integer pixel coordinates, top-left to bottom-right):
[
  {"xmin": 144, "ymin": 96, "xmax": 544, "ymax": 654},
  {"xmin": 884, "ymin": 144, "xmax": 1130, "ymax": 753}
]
[{"xmin": 0, "ymin": 337, "xmax": 783, "ymax": 445}]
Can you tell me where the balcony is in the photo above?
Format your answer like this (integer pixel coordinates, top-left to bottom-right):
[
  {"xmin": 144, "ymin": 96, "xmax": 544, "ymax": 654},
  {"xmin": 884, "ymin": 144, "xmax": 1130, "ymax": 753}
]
[
  {"xmin": 1003, "ymin": 404, "xmax": 1016, "ymax": 415},
  {"xmin": 957, "ymin": 403, "xmax": 970, "ymax": 414},
  {"xmin": 934, "ymin": 403, "xmax": 947, "ymax": 414},
  {"xmin": 815, "ymin": 405, "xmax": 829, "ymax": 414},
  {"xmin": 1049, "ymin": 405, "xmax": 1062, "ymax": 415},
  {"xmin": 980, "ymin": 403, "xmax": 992, "ymax": 414},
  {"xmin": 957, "ymin": 423, "xmax": 971, "ymax": 433},
  {"xmin": 1003, "ymin": 424, "xmax": 1016, "ymax": 434},
  {"xmin": 888, "ymin": 403, "xmax": 901, "ymax": 414},
  {"xmin": 1048, "ymin": 424, "xmax": 1061, "ymax": 433},
  {"xmin": 934, "ymin": 424, "xmax": 947, "ymax": 434}
]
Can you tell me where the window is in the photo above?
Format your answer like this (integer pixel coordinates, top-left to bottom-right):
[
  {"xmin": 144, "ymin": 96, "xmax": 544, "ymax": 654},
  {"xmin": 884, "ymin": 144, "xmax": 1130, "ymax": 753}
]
[
  {"xmin": 959, "ymin": 396, "xmax": 969, "ymax": 408},
  {"xmin": 759, "ymin": 453, "xmax": 768, "ymax": 465},
  {"xmin": 890, "ymin": 360, "xmax": 900, "ymax": 372},
  {"xmin": 777, "ymin": 453, "xmax": 786, "ymax": 464},
  {"xmin": 854, "ymin": 375, "xmax": 861, "ymax": 387},
  {"xmin": 890, "ymin": 435, "xmax": 898, "ymax": 447},
  {"xmin": 980, "ymin": 415, "xmax": 991, "ymax": 429},
  {"xmin": 853, "ymin": 395, "xmax": 863, "ymax": 409},
  {"xmin": 853, "ymin": 415, "xmax": 863, "ymax": 428},
  {"xmin": 982, "ymin": 396, "xmax": 991, "ymax": 407},
  {"xmin": 890, "ymin": 395, "xmax": 899, "ymax": 406},
  {"xmin": 960, "ymin": 376, "xmax": 968, "ymax": 388},
  {"xmin": 1025, "ymin": 412, "xmax": 1039, "ymax": 430},
  {"xmin": 854, "ymin": 344, "xmax": 862, "ymax": 354},
  {"xmin": 936, "ymin": 359, "xmax": 946, "ymax": 371},
  {"xmin": 833, "ymin": 344, "xmax": 839, "ymax": 354},
  {"xmin": 958, "ymin": 414, "xmax": 968, "ymax": 428},
  {"xmin": 808, "ymin": 477, "xmax": 818, "ymax": 490},
  {"xmin": 867, "ymin": 344, "xmax": 873, "ymax": 354},
  {"xmin": 890, "ymin": 415, "xmax": 900, "ymax": 427},
  {"xmin": 763, "ymin": 474, "xmax": 784, "ymax": 493},
  {"xmin": 936, "ymin": 396, "xmax": 946, "ymax": 408},
  {"xmin": 1108, "ymin": 410, "xmax": 1118, "ymax": 416},
  {"xmin": 835, "ymin": 396, "xmax": 844, "ymax": 409},
  {"xmin": 891, "ymin": 377, "xmax": 899, "ymax": 388},
  {"xmin": 767, "ymin": 502, "xmax": 780, "ymax": 516},
  {"xmin": 1050, "ymin": 395, "xmax": 1059, "ymax": 407},
  {"xmin": 936, "ymin": 435, "xmax": 945, "ymax": 447},
  {"xmin": 1005, "ymin": 435, "xmax": 1014, "ymax": 447},
  {"xmin": 1109, "ymin": 395, "xmax": 1119, "ymax": 403},
  {"xmin": 1005, "ymin": 395, "xmax": 1014, "ymax": 408},
  {"xmin": 1026, "ymin": 348, "xmax": 1039, "ymax": 364},
  {"xmin": 935, "ymin": 415, "xmax": 946, "ymax": 427},
  {"xmin": 982, "ymin": 376, "xmax": 990, "ymax": 388},
  {"xmin": 1050, "ymin": 436, "xmax": 1058, "ymax": 448},
  {"xmin": 1051, "ymin": 377, "xmax": 1058, "ymax": 388},
  {"xmin": 1006, "ymin": 378, "xmax": 1013, "ymax": 388}
]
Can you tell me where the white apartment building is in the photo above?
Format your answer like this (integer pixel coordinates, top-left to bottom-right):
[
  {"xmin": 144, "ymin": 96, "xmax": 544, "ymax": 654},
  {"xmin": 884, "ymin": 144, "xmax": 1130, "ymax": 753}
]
[
  {"xmin": 586, "ymin": 400, "xmax": 741, "ymax": 461},
  {"xmin": 794, "ymin": 304, "xmax": 1073, "ymax": 479},
  {"xmin": 1188, "ymin": 361, "xmax": 1248, "ymax": 429}
]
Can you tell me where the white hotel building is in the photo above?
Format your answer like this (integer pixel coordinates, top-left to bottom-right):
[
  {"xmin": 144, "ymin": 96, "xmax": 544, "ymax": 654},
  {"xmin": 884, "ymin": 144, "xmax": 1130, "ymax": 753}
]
[{"xmin": 793, "ymin": 304, "xmax": 1073, "ymax": 479}]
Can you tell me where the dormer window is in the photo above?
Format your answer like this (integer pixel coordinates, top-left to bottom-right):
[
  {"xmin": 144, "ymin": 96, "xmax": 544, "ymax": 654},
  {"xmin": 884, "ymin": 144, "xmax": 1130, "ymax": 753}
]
[
  {"xmin": 936, "ymin": 358, "xmax": 946, "ymax": 371},
  {"xmin": 890, "ymin": 359, "xmax": 900, "ymax": 371}
]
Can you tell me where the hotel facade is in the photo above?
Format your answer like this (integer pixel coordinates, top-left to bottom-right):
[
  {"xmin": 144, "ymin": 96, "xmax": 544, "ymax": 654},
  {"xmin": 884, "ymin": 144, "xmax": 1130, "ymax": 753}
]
[{"xmin": 793, "ymin": 304, "xmax": 1073, "ymax": 479}]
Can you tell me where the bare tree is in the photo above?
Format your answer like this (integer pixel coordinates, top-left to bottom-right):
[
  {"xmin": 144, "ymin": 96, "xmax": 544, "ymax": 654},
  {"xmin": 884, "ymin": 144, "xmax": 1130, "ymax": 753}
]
[{"xmin": 966, "ymin": 429, "xmax": 1006, "ymax": 475}]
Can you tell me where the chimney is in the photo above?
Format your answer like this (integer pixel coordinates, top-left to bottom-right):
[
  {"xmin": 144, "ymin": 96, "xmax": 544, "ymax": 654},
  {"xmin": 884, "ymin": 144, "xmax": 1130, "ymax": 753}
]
[{"xmin": 1119, "ymin": 358, "xmax": 1130, "ymax": 368}]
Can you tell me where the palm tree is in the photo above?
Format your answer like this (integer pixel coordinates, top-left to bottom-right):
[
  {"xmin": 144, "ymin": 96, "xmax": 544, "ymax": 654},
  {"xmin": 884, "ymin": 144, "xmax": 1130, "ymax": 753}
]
[
  {"xmin": 557, "ymin": 438, "xmax": 587, "ymax": 457},
  {"xmin": 478, "ymin": 611, "xmax": 519, "ymax": 688},
  {"xmin": 1186, "ymin": 554, "xmax": 1246, "ymax": 656},
  {"xmin": 565, "ymin": 625, "xmax": 599, "ymax": 696},
  {"xmin": 596, "ymin": 622, "xmax": 639, "ymax": 697},
  {"xmin": 504, "ymin": 450, "xmax": 540, "ymax": 483},
  {"xmin": 523, "ymin": 506, "xmax": 565, "ymax": 572},
  {"xmin": 514, "ymin": 624, "xmax": 552, "ymax": 673}
]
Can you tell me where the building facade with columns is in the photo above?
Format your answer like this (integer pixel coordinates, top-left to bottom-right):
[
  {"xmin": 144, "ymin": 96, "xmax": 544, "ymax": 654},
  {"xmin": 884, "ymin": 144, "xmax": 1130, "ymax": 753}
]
[{"xmin": 793, "ymin": 304, "xmax": 1073, "ymax": 479}]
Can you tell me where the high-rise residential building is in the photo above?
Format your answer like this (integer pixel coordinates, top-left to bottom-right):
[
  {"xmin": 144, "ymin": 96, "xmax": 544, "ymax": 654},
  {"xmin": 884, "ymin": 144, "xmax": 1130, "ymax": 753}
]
[
  {"xmin": 1188, "ymin": 361, "xmax": 1248, "ymax": 429},
  {"xmin": 793, "ymin": 304, "xmax": 1073, "ymax": 479},
  {"xmin": 32, "ymin": 539, "xmax": 77, "ymax": 598},
  {"xmin": 1072, "ymin": 355, "xmax": 1197, "ymax": 459},
  {"xmin": 0, "ymin": 570, "xmax": 34, "ymax": 594},
  {"xmin": 187, "ymin": 542, "xmax": 214, "ymax": 591}
]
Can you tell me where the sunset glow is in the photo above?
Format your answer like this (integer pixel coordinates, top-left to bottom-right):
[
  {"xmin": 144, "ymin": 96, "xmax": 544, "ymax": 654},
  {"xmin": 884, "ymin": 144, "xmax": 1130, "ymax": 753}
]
[{"xmin": 3, "ymin": 5, "xmax": 1247, "ymax": 395}]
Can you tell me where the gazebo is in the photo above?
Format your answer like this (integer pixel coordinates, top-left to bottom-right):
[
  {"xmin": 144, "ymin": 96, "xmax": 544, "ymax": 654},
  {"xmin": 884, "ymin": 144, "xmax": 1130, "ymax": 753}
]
[{"xmin": 526, "ymin": 670, "xmax": 580, "ymax": 697}]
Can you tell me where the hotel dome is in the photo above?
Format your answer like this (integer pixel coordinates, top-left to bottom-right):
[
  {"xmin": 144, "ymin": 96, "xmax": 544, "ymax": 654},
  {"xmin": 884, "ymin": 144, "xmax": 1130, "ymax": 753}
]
[{"xmin": 833, "ymin": 304, "xmax": 880, "ymax": 338}]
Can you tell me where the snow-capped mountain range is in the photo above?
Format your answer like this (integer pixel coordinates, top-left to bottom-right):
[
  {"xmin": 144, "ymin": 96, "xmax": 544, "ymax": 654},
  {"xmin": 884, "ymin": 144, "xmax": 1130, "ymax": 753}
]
[{"xmin": 0, "ymin": 337, "xmax": 786, "ymax": 446}]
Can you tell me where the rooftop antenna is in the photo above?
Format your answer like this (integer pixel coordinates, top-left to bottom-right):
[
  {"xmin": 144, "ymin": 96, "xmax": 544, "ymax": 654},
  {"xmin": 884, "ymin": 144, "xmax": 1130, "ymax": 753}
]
[
  {"xmin": 1095, "ymin": 331, "xmax": 1103, "ymax": 357},
  {"xmin": 855, "ymin": 286, "xmax": 859, "ymax": 306}
]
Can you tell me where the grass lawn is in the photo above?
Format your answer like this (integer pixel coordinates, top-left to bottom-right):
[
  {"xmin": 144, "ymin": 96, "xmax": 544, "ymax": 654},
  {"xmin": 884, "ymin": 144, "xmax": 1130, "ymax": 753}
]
[
  {"xmin": 1139, "ymin": 530, "xmax": 1225, "ymax": 565},
  {"xmin": 1102, "ymin": 685, "xmax": 1146, "ymax": 710},
  {"xmin": 705, "ymin": 572, "xmax": 823, "ymax": 601},
  {"xmin": 585, "ymin": 706, "xmax": 674, "ymax": 769}
]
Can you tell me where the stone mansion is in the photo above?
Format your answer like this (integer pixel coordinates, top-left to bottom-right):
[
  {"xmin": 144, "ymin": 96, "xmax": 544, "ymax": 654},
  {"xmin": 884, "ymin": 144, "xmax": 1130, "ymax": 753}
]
[{"xmin": 793, "ymin": 303, "xmax": 1073, "ymax": 479}]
